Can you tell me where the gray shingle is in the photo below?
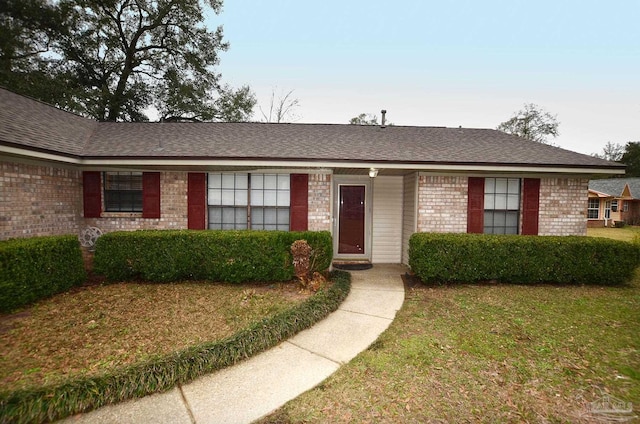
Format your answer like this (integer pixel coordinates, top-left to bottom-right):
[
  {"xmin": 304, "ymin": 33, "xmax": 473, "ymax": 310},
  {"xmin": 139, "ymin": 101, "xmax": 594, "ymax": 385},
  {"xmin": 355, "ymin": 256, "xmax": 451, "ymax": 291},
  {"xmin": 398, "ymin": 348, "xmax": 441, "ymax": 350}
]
[
  {"xmin": 589, "ymin": 178, "xmax": 640, "ymax": 198},
  {"xmin": 0, "ymin": 87, "xmax": 624, "ymax": 170}
]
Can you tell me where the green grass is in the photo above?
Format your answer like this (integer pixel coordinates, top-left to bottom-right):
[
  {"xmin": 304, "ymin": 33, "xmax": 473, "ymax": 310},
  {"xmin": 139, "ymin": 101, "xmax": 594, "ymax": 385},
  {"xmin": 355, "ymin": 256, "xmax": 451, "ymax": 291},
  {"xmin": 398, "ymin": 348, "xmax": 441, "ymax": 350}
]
[
  {"xmin": 587, "ymin": 226, "xmax": 640, "ymax": 242},
  {"xmin": 261, "ymin": 277, "xmax": 640, "ymax": 423}
]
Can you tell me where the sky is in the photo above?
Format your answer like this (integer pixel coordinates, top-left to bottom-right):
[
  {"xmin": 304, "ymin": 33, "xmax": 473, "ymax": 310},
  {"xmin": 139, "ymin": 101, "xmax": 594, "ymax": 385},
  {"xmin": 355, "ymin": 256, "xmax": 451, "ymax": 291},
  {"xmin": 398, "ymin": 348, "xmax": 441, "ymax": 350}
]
[{"xmin": 206, "ymin": 0, "xmax": 639, "ymax": 156}]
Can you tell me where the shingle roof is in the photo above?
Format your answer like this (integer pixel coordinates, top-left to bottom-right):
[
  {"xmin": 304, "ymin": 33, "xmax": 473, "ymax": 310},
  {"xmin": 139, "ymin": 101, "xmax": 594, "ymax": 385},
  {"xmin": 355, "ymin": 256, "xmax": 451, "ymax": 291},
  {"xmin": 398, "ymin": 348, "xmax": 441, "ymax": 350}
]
[
  {"xmin": 0, "ymin": 87, "xmax": 624, "ymax": 170},
  {"xmin": 589, "ymin": 178, "xmax": 640, "ymax": 198},
  {"xmin": 0, "ymin": 88, "xmax": 96, "ymax": 156}
]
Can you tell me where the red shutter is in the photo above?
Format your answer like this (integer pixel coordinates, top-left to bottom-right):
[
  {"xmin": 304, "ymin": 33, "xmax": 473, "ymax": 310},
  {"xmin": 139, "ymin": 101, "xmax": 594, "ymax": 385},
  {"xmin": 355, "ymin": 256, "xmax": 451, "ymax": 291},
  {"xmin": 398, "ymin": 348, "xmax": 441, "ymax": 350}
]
[
  {"xmin": 522, "ymin": 178, "xmax": 540, "ymax": 235},
  {"xmin": 142, "ymin": 172, "xmax": 161, "ymax": 219},
  {"xmin": 467, "ymin": 177, "xmax": 485, "ymax": 233},
  {"xmin": 83, "ymin": 171, "xmax": 102, "ymax": 218},
  {"xmin": 188, "ymin": 173, "xmax": 207, "ymax": 229},
  {"xmin": 290, "ymin": 174, "xmax": 309, "ymax": 231}
]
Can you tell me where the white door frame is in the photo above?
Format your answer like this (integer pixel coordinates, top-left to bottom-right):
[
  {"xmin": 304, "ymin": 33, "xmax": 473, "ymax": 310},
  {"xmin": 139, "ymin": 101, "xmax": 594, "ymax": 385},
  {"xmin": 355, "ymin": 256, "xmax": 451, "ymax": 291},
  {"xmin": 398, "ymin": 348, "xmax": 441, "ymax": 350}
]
[{"xmin": 332, "ymin": 175, "xmax": 373, "ymax": 261}]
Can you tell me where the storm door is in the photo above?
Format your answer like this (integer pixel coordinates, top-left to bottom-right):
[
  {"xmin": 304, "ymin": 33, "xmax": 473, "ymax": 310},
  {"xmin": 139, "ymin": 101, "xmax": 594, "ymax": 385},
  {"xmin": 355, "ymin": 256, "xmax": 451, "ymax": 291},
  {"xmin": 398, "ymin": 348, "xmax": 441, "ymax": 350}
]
[{"xmin": 338, "ymin": 185, "xmax": 366, "ymax": 254}]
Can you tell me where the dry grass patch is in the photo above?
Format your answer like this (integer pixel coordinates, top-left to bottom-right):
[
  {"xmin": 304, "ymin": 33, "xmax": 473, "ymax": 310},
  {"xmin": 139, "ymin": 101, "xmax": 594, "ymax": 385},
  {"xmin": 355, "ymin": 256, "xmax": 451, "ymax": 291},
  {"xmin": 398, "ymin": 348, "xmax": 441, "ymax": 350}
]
[
  {"xmin": 1, "ymin": 281, "xmax": 308, "ymax": 392},
  {"xmin": 261, "ymin": 276, "xmax": 640, "ymax": 423}
]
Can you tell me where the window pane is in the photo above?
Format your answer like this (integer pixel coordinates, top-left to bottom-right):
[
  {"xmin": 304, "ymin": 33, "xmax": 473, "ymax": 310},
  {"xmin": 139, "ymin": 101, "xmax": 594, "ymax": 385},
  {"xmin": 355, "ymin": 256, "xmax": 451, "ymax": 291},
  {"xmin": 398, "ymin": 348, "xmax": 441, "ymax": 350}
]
[
  {"xmin": 264, "ymin": 208, "xmax": 277, "ymax": 225},
  {"xmin": 507, "ymin": 194, "xmax": 520, "ymax": 210},
  {"xmin": 252, "ymin": 174, "xmax": 263, "ymax": 189},
  {"xmin": 221, "ymin": 174, "xmax": 235, "ymax": 189},
  {"xmin": 506, "ymin": 211, "xmax": 518, "ymax": 227},
  {"xmin": 264, "ymin": 174, "xmax": 277, "ymax": 189},
  {"xmin": 264, "ymin": 190, "xmax": 277, "ymax": 206},
  {"xmin": 484, "ymin": 194, "xmax": 495, "ymax": 209},
  {"xmin": 236, "ymin": 174, "xmax": 248, "ymax": 190},
  {"xmin": 235, "ymin": 189, "xmax": 248, "ymax": 206},
  {"xmin": 484, "ymin": 211, "xmax": 494, "ymax": 227},
  {"xmin": 507, "ymin": 179, "xmax": 520, "ymax": 194},
  {"xmin": 208, "ymin": 173, "xmax": 222, "ymax": 189},
  {"xmin": 236, "ymin": 208, "xmax": 247, "ymax": 228},
  {"xmin": 209, "ymin": 207, "xmax": 222, "ymax": 224},
  {"xmin": 277, "ymin": 208, "xmax": 289, "ymax": 224},
  {"xmin": 484, "ymin": 178, "xmax": 495, "ymax": 193},
  {"xmin": 277, "ymin": 174, "xmax": 290, "ymax": 190},
  {"xmin": 277, "ymin": 190, "xmax": 290, "ymax": 206},
  {"xmin": 221, "ymin": 189, "xmax": 235, "ymax": 205},
  {"xmin": 251, "ymin": 190, "xmax": 264, "ymax": 206},
  {"xmin": 493, "ymin": 211, "xmax": 506, "ymax": 227},
  {"xmin": 495, "ymin": 178, "xmax": 508, "ymax": 193},
  {"xmin": 222, "ymin": 207, "xmax": 235, "ymax": 223},
  {"xmin": 495, "ymin": 195, "xmax": 507, "ymax": 210},
  {"xmin": 208, "ymin": 189, "xmax": 222, "ymax": 205},
  {"xmin": 252, "ymin": 207, "xmax": 264, "ymax": 225}
]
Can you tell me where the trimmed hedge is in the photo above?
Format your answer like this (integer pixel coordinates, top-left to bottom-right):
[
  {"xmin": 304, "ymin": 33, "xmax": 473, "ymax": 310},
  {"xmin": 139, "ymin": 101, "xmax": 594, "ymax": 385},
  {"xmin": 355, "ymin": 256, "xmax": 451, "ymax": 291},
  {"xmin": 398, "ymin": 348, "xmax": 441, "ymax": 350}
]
[
  {"xmin": 93, "ymin": 230, "xmax": 332, "ymax": 283},
  {"xmin": 409, "ymin": 233, "xmax": 640, "ymax": 285},
  {"xmin": 0, "ymin": 235, "xmax": 86, "ymax": 313},
  {"xmin": 0, "ymin": 271, "xmax": 351, "ymax": 424}
]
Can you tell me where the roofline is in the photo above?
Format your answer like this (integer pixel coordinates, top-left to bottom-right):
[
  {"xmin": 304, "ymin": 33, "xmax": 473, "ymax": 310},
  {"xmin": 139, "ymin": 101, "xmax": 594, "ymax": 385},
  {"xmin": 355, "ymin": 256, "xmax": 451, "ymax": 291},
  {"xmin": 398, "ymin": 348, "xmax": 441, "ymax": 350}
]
[{"xmin": 0, "ymin": 143, "xmax": 626, "ymax": 175}]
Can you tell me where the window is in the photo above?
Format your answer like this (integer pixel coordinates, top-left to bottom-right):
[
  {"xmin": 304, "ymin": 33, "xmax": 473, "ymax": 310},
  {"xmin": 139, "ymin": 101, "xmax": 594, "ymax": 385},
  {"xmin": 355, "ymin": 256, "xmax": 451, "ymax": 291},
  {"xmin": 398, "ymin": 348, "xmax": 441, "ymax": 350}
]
[
  {"xmin": 104, "ymin": 172, "xmax": 143, "ymax": 212},
  {"xmin": 483, "ymin": 178, "xmax": 520, "ymax": 234},
  {"xmin": 624, "ymin": 201, "xmax": 629, "ymax": 212},
  {"xmin": 587, "ymin": 198, "xmax": 600, "ymax": 219},
  {"xmin": 207, "ymin": 173, "xmax": 290, "ymax": 230},
  {"xmin": 611, "ymin": 200, "xmax": 618, "ymax": 212},
  {"xmin": 250, "ymin": 174, "xmax": 290, "ymax": 230}
]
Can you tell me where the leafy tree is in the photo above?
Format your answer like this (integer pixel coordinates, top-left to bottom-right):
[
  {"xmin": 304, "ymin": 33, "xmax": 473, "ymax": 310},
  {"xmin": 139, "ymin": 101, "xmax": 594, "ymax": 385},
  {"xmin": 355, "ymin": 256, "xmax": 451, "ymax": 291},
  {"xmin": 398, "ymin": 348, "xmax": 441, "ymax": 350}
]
[
  {"xmin": 349, "ymin": 113, "xmax": 379, "ymax": 125},
  {"xmin": 0, "ymin": 0, "xmax": 68, "ymax": 103},
  {"xmin": 592, "ymin": 142, "xmax": 625, "ymax": 162},
  {"xmin": 0, "ymin": 0, "xmax": 255, "ymax": 122},
  {"xmin": 259, "ymin": 88, "xmax": 300, "ymax": 123},
  {"xmin": 497, "ymin": 103, "xmax": 559, "ymax": 144},
  {"xmin": 349, "ymin": 112, "xmax": 392, "ymax": 126},
  {"xmin": 620, "ymin": 142, "xmax": 640, "ymax": 177}
]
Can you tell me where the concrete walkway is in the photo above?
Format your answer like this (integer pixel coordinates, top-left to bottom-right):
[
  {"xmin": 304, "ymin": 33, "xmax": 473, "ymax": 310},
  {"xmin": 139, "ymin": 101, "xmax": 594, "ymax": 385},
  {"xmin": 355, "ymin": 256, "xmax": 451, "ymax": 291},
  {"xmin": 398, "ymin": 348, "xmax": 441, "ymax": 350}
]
[{"xmin": 61, "ymin": 264, "xmax": 406, "ymax": 424}]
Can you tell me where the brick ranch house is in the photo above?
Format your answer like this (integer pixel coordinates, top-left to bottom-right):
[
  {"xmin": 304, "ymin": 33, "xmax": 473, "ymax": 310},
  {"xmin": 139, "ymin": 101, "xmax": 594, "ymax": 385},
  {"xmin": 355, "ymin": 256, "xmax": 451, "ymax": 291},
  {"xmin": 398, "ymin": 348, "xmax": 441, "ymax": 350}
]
[
  {"xmin": 588, "ymin": 178, "xmax": 640, "ymax": 227},
  {"xmin": 0, "ymin": 87, "xmax": 624, "ymax": 264}
]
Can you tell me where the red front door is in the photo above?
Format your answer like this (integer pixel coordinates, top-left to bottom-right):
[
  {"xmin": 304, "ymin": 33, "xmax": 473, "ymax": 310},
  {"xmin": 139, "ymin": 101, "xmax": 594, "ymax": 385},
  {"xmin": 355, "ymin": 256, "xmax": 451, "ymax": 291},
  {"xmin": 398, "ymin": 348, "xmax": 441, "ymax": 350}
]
[{"xmin": 338, "ymin": 185, "xmax": 366, "ymax": 254}]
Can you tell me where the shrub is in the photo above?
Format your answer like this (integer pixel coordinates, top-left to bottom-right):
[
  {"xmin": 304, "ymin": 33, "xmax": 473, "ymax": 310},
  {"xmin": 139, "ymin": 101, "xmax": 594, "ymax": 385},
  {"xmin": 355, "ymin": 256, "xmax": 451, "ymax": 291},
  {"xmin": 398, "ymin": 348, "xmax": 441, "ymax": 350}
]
[
  {"xmin": 0, "ymin": 271, "xmax": 350, "ymax": 424},
  {"xmin": 93, "ymin": 230, "xmax": 332, "ymax": 283},
  {"xmin": 0, "ymin": 235, "xmax": 86, "ymax": 313},
  {"xmin": 409, "ymin": 233, "xmax": 640, "ymax": 285}
]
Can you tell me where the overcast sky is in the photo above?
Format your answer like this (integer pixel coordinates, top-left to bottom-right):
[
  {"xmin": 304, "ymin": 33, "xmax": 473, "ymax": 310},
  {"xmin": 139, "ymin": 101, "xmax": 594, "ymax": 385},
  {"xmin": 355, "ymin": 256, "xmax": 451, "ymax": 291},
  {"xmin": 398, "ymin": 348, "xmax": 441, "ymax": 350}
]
[{"xmin": 208, "ymin": 0, "xmax": 639, "ymax": 156}]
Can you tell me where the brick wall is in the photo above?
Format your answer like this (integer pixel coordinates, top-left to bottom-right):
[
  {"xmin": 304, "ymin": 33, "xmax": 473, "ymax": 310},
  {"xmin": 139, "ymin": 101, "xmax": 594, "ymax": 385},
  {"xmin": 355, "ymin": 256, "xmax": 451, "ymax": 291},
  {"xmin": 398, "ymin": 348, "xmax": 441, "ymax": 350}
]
[
  {"xmin": 308, "ymin": 173, "xmax": 331, "ymax": 231},
  {"xmin": 84, "ymin": 172, "xmax": 188, "ymax": 232},
  {"xmin": 0, "ymin": 160, "xmax": 83, "ymax": 240},
  {"xmin": 538, "ymin": 177, "xmax": 588, "ymax": 236},
  {"xmin": 417, "ymin": 175, "xmax": 468, "ymax": 233}
]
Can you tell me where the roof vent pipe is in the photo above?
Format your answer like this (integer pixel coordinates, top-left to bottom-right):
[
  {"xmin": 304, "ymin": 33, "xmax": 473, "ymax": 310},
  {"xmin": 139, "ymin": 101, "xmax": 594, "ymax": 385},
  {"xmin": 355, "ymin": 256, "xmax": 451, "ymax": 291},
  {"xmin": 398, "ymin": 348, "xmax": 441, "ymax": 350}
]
[{"xmin": 381, "ymin": 110, "xmax": 387, "ymax": 128}]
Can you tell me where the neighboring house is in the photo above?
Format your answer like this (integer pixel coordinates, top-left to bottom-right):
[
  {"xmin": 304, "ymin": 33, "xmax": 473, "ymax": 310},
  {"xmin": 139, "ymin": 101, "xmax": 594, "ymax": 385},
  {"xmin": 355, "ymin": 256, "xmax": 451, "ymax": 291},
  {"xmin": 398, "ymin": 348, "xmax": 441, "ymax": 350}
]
[
  {"xmin": 0, "ymin": 87, "xmax": 624, "ymax": 264},
  {"xmin": 588, "ymin": 178, "xmax": 640, "ymax": 227}
]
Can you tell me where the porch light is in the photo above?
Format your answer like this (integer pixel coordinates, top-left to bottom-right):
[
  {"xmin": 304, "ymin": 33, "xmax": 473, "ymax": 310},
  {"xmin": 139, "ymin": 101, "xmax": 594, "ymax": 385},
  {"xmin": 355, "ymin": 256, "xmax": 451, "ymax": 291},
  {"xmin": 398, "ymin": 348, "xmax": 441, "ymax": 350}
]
[{"xmin": 369, "ymin": 168, "xmax": 379, "ymax": 178}]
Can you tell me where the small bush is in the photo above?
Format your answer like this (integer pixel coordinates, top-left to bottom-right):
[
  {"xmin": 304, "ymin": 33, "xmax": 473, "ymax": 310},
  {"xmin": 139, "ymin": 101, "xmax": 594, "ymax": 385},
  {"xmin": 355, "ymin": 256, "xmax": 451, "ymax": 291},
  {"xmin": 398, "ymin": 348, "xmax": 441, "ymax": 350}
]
[
  {"xmin": 613, "ymin": 220, "xmax": 626, "ymax": 228},
  {"xmin": 409, "ymin": 233, "xmax": 640, "ymax": 285},
  {"xmin": 0, "ymin": 271, "xmax": 350, "ymax": 424},
  {"xmin": 0, "ymin": 235, "xmax": 86, "ymax": 313},
  {"xmin": 93, "ymin": 230, "xmax": 332, "ymax": 283}
]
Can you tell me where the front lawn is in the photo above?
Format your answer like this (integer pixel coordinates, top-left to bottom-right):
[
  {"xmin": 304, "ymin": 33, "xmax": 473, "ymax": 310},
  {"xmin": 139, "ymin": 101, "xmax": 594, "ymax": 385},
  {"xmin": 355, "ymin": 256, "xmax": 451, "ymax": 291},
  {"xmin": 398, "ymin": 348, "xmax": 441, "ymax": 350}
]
[
  {"xmin": 587, "ymin": 226, "xmax": 640, "ymax": 242},
  {"xmin": 262, "ymin": 277, "xmax": 640, "ymax": 423},
  {"xmin": 0, "ymin": 281, "xmax": 309, "ymax": 393}
]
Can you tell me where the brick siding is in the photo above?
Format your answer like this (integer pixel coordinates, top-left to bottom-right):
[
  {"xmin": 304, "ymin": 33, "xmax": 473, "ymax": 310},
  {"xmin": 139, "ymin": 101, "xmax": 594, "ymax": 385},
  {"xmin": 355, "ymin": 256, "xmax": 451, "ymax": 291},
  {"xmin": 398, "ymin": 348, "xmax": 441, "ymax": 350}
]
[
  {"xmin": 538, "ymin": 177, "xmax": 588, "ymax": 236},
  {"xmin": 1, "ymin": 161, "xmax": 589, "ymax": 241},
  {"xmin": 417, "ymin": 175, "xmax": 468, "ymax": 233},
  {"xmin": 84, "ymin": 172, "xmax": 188, "ymax": 232},
  {"xmin": 308, "ymin": 173, "xmax": 331, "ymax": 231},
  {"xmin": 0, "ymin": 161, "xmax": 83, "ymax": 240}
]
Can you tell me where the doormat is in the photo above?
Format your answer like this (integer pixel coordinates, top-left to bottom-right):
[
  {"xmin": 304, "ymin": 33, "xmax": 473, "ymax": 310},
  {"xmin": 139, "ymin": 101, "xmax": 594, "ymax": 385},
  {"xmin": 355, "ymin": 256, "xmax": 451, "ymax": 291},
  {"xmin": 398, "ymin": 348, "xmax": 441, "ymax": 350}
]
[{"xmin": 332, "ymin": 263, "xmax": 373, "ymax": 271}]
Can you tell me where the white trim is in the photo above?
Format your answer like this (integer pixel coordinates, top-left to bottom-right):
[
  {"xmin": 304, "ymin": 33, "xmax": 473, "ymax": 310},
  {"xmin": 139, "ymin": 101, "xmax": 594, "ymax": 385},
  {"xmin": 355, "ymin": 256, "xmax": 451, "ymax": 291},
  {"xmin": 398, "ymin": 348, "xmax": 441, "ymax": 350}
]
[{"xmin": 332, "ymin": 175, "xmax": 373, "ymax": 261}]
